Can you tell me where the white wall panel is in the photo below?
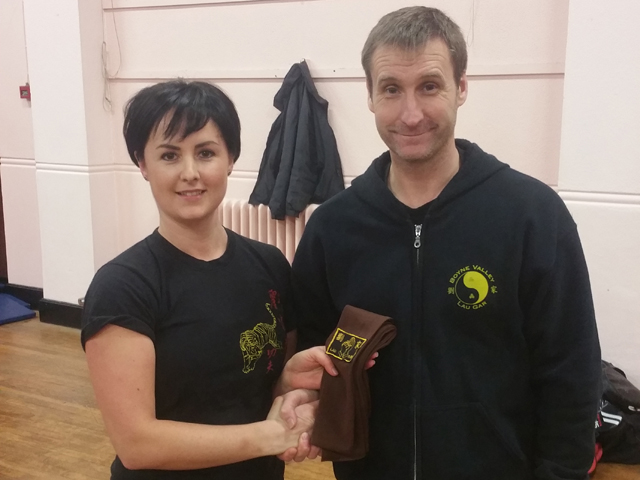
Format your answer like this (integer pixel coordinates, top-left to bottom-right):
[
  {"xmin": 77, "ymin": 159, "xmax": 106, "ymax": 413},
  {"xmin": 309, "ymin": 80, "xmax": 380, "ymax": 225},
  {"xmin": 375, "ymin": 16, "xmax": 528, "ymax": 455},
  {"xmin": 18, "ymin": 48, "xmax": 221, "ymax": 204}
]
[
  {"xmin": 105, "ymin": 0, "xmax": 567, "ymax": 78},
  {"xmin": 116, "ymin": 169, "xmax": 158, "ymax": 251},
  {"xmin": 457, "ymin": 76, "xmax": 564, "ymax": 186},
  {"xmin": 103, "ymin": 0, "xmax": 570, "ymax": 255},
  {"xmin": 563, "ymin": 196, "xmax": 640, "ymax": 385},
  {"xmin": 559, "ymin": 0, "xmax": 640, "ymax": 195},
  {"xmin": 23, "ymin": 0, "xmax": 89, "ymax": 167},
  {"xmin": 79, "ymin": 0, "xmax": 114, "ymax": 167},
  {"xmin": 36, "ymin": 169, "xmax": 96, "ymax": 303},
  {"xmin": 0, "ymin": 161, "xmax": 43, "ymax": 287},
  {"xmin": 557, "ymin": 0, "xmax": 640, "ymax": 380},
  {"xmin": 110, "ymin": 74, "xmax": 562, "ymax": 193},
  {"xmin": 0, "ymin": 0, "xmax": 35, "ymax": 160},
  {"xmin": 90, "ymin": 170, "xmax": 119, "ymax": 270},
  {"xmin": 465, "ymin": 0, "xmax": 568, "ymax": 71},
  {"xmin": 108, "ymin": 81, "xmax": 140, "ymax": 166},
  {"xmin": 314, "ymin": 80, "xmax": 386, "ymax": 177}
]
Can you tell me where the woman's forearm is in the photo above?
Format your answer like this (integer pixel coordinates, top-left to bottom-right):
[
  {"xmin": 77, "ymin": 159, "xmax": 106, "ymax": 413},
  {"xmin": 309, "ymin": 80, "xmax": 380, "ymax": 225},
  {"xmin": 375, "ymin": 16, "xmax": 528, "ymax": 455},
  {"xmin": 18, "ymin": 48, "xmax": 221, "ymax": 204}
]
[{"xmin": 114, "ymin": 418, "xmax": 289, "ymax": 471}]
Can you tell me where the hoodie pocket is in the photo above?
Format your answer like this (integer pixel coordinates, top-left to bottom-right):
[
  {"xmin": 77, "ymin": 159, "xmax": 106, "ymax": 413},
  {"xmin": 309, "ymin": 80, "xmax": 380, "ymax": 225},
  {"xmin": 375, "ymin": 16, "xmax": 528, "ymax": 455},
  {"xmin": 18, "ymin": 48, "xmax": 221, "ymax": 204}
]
[{"xmin": 420, "ymin": 403, "xmax": 530, "ymax": 480}]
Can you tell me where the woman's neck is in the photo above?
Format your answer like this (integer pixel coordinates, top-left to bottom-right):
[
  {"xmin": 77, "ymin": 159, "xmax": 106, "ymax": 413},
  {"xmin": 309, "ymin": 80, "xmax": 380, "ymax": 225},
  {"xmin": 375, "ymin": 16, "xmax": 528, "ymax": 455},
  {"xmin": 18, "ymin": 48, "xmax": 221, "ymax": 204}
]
[{"xmin": 157, "ymin": 214, "xmax": 228, "ymax": 261}]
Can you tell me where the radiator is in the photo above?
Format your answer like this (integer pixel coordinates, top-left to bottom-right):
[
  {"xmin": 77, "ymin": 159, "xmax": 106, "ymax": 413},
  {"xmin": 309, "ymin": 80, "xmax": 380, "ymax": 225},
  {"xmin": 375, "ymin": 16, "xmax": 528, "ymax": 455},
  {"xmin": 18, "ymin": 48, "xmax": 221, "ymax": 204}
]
[{"xmin": 218, "ymin": 200, "xmax": 317, "ymax": 263}]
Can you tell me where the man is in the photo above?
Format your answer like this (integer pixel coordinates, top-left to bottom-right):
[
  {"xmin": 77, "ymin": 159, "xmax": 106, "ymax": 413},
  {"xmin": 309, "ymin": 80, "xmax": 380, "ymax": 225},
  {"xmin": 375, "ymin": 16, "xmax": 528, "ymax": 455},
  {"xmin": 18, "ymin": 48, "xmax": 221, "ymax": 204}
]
[{"xmin": 292, "ymin": 6, "xmax": 601, "ymax": 480}]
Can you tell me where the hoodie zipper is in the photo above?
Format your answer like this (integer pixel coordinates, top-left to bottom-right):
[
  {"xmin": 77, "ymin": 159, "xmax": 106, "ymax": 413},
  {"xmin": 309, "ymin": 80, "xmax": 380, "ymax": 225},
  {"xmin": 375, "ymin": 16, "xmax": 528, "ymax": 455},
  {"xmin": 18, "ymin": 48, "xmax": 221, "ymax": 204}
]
[{"xmin": 412, "ymin": 223, "xmax": 423, "ymax": 480}]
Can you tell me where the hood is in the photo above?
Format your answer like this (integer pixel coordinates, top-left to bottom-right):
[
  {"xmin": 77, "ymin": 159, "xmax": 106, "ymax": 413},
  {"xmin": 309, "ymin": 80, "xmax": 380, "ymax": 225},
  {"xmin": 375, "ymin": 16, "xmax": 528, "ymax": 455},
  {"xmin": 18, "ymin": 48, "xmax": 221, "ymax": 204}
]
[
  {"xmin": 273, "ymin": 60, "xmax": 327, "ymax": 112},
  {"xmin": 350, "ymin": 139, "xmax": 509, "ymax": 223}
]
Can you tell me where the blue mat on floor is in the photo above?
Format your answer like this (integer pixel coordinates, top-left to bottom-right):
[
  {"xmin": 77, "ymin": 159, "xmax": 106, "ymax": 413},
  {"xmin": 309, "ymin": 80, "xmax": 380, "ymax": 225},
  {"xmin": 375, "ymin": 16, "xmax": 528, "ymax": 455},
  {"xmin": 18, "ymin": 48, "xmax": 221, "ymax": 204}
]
[{"xmin": 0, "ymin": 293, "xmax": 36, "ymax": 325}]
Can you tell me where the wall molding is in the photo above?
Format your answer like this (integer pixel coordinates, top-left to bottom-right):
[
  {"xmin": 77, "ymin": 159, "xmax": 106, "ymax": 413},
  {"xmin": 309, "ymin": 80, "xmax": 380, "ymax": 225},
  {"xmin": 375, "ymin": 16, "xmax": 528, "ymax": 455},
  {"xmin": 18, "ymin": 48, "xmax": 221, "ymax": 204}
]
[
  {"xmin": 1, "ymin": 162, "xmax": 356, "ymax": 182},
  {"xmin": 1, "ymin": 283, "xmax": 43, "ymax": 309},
  {"xmin": 109, "ymin": 63, "xmax": 564, "ymax": 82},
  {"xmin": 0, "ymin": 158, "xmax": 36, "ymax": 167},
  {"xmin": 6, "ymin": 163, "xmax": 138, "ymax": 174},
  {"xmin": 39, "ymin": 299, "xmax": 82, "ymax": 329},
  {"xmin": 36, "ymin": 163, "xmax": 115, "ymax": 174},
  {"xmin": 105, "ymin": 0, "xmax": 321, "ymax": 12},
  {"xmin": 559, "ymin": 190, "xmax": 640, "ymax": 205},
  {"xmin": 230, "ymin": 170, "xmax": 355, "ymax": 185}
]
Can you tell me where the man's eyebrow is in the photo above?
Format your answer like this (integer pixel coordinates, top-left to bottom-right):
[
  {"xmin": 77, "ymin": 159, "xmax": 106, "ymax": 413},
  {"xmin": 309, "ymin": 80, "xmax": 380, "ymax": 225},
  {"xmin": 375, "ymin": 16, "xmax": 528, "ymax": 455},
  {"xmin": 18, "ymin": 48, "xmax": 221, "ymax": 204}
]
[
  {"xmin": 377, "ymin": 74, "xmax": 398, "ymax": 84},
  {"xmin": 420, "ymin": 72, "xmax": 445, "ymax": 81},
  {"xmin": 376, "ymin": 72, "xmax": 445, "ymax": 85}
]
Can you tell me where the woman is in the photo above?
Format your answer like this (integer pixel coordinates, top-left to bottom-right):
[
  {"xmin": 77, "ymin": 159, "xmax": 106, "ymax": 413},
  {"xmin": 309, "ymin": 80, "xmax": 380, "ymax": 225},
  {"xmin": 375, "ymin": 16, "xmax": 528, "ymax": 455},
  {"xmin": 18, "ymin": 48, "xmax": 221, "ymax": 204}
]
[{"xmin": 81, "ymin": 80, "xmax": 337, "ymax": 479}]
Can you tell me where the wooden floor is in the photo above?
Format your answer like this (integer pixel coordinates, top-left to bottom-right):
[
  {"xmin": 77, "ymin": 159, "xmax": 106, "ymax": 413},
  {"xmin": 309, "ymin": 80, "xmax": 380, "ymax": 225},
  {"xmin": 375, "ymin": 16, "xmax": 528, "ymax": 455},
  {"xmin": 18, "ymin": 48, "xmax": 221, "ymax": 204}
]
[
  {"xmin": 1, "ymin": 317, "xmax": 638, "ymax": 479},
  {"xmin": 0, "ymin": 317, "xmax": 332, "ymax": 479}
]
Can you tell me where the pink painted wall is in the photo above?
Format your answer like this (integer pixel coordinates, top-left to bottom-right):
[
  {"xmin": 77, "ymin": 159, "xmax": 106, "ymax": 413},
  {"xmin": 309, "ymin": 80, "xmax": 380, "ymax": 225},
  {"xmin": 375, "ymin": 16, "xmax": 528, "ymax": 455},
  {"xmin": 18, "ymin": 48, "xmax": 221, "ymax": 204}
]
[
  {"xmin": 7, "ymin": 0, "xmax": 639, "ymax": 386},
  {"xmin": 102, "ymin": 0, "xmax": 569, "ymax": 253}
]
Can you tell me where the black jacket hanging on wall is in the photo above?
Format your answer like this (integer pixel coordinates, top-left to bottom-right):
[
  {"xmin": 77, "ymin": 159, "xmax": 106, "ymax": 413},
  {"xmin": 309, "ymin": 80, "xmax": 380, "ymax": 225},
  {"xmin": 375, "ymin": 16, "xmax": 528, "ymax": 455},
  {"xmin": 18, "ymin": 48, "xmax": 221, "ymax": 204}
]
[{"xmin": 249, "ymin": 61, "xmax": 344, "ymax": 220}]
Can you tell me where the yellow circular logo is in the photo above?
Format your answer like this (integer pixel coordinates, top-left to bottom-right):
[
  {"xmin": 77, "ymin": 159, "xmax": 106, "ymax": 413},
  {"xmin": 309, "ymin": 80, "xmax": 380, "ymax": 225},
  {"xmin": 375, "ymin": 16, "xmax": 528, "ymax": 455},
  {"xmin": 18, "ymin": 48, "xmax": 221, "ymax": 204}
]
[{"xmin": 455, "ymin": 271, "xmax": 489, "ymax": 305}]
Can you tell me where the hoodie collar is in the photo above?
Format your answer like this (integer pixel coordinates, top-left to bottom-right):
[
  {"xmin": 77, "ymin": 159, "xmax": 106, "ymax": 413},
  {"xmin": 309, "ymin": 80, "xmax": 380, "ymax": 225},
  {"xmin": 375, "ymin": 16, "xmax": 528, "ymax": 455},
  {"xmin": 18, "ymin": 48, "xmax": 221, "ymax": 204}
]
[{"xmin": 351, "ymin": 139, "xmax": 509, "ymax": 222}]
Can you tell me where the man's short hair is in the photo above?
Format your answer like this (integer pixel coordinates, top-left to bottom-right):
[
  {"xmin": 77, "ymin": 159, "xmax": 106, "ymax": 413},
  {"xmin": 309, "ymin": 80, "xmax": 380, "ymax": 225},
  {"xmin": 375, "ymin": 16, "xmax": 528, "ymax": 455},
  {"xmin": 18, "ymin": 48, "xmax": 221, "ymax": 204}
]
[
  {"xmin": 361, "ymin": 6, "xmax": 468, "ymax": 89},
  {"xmin": 123, "ymin": 80, "xmax": 241, "ymax": 166}
]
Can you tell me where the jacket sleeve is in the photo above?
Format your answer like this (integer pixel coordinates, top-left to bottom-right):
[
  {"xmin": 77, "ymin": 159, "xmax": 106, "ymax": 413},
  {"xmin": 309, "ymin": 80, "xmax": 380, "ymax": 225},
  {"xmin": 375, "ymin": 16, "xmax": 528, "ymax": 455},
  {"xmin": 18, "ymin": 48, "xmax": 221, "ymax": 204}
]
[
  {"xmin": 291, "ymin": 212, "xmax": 341, "ymax": 351},
  {"xmin": 521, "ymin": 211, "xmax": 601, "ymax": 480}
]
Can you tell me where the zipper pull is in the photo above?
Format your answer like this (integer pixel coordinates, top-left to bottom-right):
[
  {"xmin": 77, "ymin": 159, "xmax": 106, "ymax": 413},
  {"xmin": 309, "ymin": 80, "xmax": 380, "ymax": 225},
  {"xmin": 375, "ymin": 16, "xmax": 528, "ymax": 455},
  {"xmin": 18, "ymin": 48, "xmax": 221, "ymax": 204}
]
[{"xmin": 414, "ymin": 224, "xmax": 422, "ymax": 249}]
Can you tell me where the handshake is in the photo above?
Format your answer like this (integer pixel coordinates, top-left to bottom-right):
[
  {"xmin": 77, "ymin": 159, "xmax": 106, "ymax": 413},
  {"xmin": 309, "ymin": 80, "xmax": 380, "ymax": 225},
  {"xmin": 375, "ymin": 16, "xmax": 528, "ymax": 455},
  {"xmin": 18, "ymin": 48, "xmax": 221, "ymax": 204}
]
[{"xmin": 266, "ymin": 345, "xmax": 379, "ymax": 463}]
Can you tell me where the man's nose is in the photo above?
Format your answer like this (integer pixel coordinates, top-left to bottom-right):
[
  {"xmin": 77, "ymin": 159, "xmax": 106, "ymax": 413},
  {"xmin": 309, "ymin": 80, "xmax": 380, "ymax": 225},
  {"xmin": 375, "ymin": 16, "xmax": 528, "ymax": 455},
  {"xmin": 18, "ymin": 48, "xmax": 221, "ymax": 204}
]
[{"xmin": 400, "ymin": 93, "xmax": 424, "ymax": 127}]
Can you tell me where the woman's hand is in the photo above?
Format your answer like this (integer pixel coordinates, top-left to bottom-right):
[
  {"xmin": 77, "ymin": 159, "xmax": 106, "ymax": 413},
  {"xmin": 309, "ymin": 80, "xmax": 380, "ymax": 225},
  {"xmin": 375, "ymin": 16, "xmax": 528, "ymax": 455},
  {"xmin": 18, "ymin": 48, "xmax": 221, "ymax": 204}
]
[
  {"xmin": 266, "ymin": 394, "xmax": 318, "ymax": 457},
  {"xmin": 275, "ymin": 389, "xmax": 321, "ymax": 462}
]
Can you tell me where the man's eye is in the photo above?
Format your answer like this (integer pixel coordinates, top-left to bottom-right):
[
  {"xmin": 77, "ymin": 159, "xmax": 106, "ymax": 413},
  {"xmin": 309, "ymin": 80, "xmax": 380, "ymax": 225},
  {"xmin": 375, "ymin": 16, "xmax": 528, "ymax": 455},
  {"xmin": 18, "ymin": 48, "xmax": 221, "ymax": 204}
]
[
  {"xmin": 423, "ymin": 83, "xmax": 438, "ymax": 92},
  {"xmin": 161, "ymin": 152, "xmax": 177, "ymax": 161},
  {"xmin": 384, "ymin": 86, "xmax": 399, "ymax": 95}
]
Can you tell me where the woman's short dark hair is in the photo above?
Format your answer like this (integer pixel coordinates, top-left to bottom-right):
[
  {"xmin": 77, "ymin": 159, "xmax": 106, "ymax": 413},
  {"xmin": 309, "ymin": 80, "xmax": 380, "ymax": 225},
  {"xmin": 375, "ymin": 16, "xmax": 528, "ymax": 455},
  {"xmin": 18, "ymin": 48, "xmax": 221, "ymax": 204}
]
[{"xmin": 123, "ymin": 80, "xmax": 241, "ymax": 166}]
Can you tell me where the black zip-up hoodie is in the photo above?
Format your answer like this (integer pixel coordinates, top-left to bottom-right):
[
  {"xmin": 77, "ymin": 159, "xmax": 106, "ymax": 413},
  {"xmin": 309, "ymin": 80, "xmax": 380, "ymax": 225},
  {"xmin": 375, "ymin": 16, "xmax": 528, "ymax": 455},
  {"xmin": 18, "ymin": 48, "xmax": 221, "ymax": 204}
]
[{"xmin": 293, "ymin": 140, "xmax": 601, "ymax": 480}]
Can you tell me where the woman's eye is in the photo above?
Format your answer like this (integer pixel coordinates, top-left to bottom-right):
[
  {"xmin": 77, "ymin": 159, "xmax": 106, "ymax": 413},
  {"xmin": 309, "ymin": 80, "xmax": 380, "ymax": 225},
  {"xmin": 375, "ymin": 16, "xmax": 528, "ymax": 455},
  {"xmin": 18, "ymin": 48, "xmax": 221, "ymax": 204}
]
[
  {"xmin": 199, "ymin": 149, "xmax": 215, "ymax": 159},
  {"xmin": 161, "ymin": 152, "xmax": 177, "ymax": 161}
]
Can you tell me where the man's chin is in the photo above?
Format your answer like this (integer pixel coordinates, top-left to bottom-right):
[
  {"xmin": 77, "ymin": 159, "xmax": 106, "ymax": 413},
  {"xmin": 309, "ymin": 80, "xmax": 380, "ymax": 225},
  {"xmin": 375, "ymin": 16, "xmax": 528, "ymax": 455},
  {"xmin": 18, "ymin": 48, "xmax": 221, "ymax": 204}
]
[{"xmin": 392, "ymin": 148, "xmax": 434, "ymax": 164}]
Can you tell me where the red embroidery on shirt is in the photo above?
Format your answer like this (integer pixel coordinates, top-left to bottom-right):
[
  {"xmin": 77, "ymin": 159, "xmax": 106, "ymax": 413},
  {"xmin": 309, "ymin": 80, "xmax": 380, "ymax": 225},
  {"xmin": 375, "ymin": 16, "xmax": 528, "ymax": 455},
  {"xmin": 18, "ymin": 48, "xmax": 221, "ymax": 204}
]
[
  {"xmin": 269, "ymin": 289, "xmax": 279, "ymax": 309},
  {"xmin": 268, "ymin": 289, "xmax": 286, "ymax": 329}
]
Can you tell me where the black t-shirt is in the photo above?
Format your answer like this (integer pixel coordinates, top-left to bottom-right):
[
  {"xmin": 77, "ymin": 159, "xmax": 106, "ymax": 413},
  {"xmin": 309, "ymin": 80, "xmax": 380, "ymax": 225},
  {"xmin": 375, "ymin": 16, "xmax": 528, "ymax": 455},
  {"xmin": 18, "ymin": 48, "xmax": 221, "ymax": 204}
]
[
  {"xmin": 382, "ymin": 162, "xmax": 432, "ymax": 223},
  {"xmin": 81, "ymin": 229, "xmax": 294, "ymax": 480},
  {"xmin": 406, "ymin": 202, "xmax": 431, "ymax": 224}
]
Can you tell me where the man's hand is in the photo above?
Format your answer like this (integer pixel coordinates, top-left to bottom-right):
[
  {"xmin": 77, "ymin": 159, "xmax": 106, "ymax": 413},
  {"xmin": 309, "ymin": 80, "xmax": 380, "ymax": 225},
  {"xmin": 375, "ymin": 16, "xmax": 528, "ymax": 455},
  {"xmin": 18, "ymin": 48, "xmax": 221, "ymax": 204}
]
[
  {"xmin": 279, "ymin": 346, "xmax": 338, "ymax": 393},
  {"xmin": 279, "ymin": 401, "xmax": 321, "ymax": 462},
  {"xmin": 275, "ymin": 389, "xmax": 320, "ymax": 462},
  {"xmin": 278, "ymin": 346, "xmax": 379, "ymax": 394},
  {"xmin": 266, "ymin": 394, "xmax": 316, "ymax": 458},
  {"xmin": 278, "ymin": 388, "xmax": 318, "ymax": 429}
]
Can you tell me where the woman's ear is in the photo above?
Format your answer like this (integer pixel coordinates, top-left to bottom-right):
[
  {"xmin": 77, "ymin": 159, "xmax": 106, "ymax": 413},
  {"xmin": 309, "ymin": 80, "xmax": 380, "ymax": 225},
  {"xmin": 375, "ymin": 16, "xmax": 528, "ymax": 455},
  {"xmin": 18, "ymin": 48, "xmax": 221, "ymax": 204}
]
[{"xmin": 137, "ymin": 155, "xmax": 149, "ymax": 181}]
